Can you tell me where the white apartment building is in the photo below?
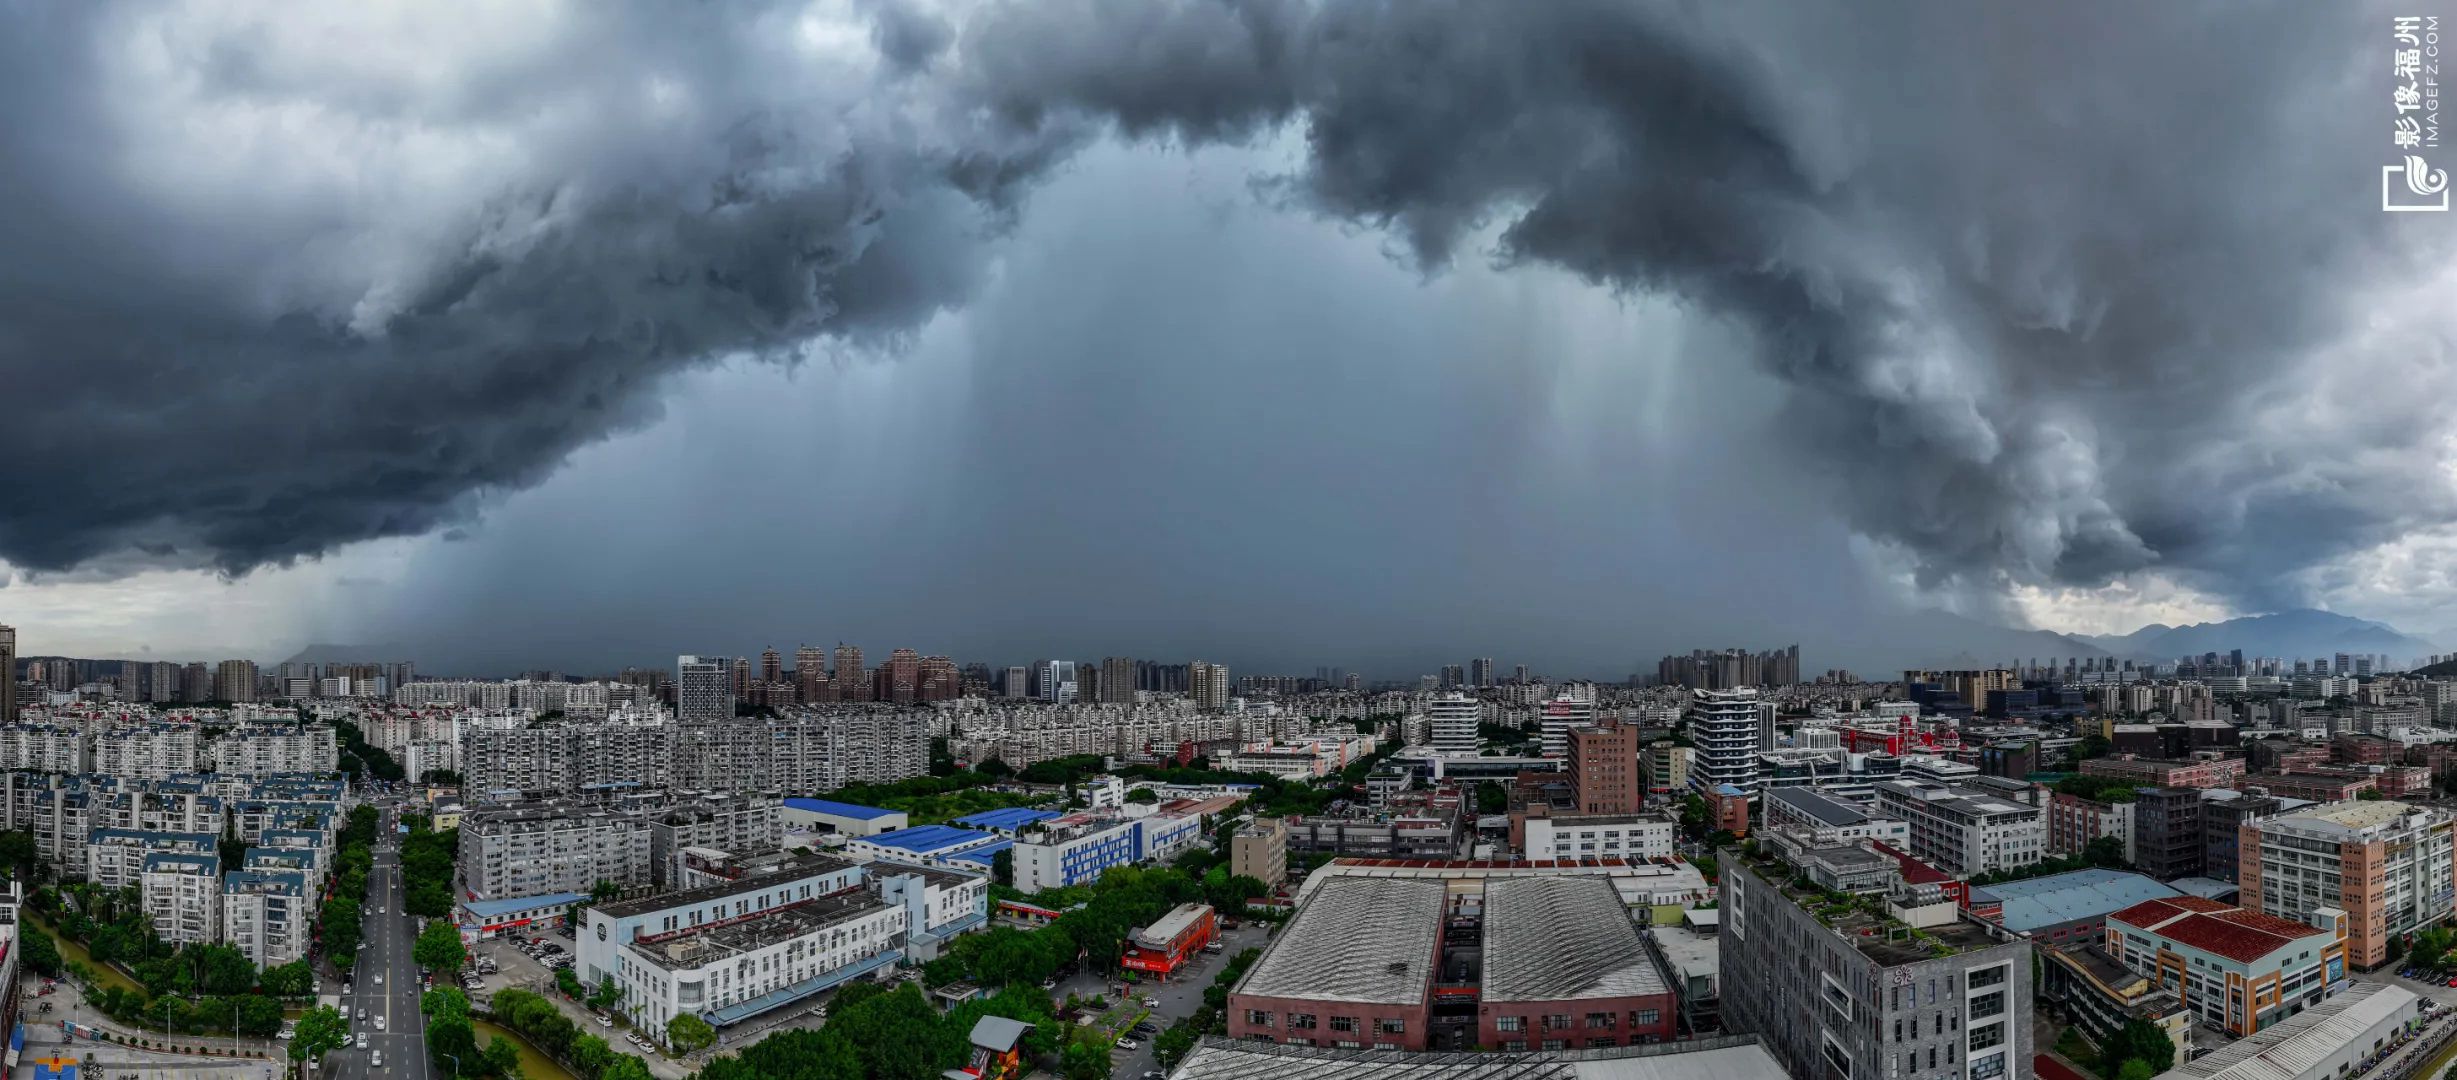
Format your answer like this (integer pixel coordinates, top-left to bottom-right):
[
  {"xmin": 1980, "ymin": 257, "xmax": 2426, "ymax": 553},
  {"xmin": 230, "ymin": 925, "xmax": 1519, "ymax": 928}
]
[
  {"xmin": 0, "ymin": 724, "xmax": 88, "ymax": 773},
  {"xmin": 1872, "ymin": 780, "xmax": 2048, "ymax": 877},
  {"xmin": 1521, "ymin": 813, "xmax": 1676, "ymax": 861},
  {"xmin": 1687, "ymin": 687, "xmax": 1765, "ymax": 794},
  {"xmin": 647, "ymin": 794, "xmax": 784, "ymax": 888},
  {"xmin": 1426, "ymin": 693, "xmax": 1481, "ymax": 756},
  {"xmin": 140, "ymin": 852, "xmax": 222, "ymax": 946},
  {"xmin": 668, "ymin": 711, "xmax": 931, "ymax": 793},
  {"xmin": 210, "ymin": 725, "xmax": 341, "ymax": 776},
  {"xmin": 1537, "ymin": 693, "xmax": 1596, "ymax": 759},
  {"xmin": 458, "ymin": 804, "xmax": 654, "ymax": 900},
  {"xmin": 222, "ymin": 868, "xmax": 312, "ymax": 968},
  {"xmin": 94, "ymin": 725, "xmax": 201, "ymax": 780},
  {"xmin": 87, "ymin": 828, "xmax": 218, "ymax": 888}
]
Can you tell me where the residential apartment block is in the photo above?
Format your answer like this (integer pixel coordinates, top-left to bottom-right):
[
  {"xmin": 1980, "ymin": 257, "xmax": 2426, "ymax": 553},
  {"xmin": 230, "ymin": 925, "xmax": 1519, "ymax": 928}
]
[
  {"xmin": 458, "ymin": 803, "xmax": 655, "ymax": 900},
  {"xmin": 0, "ymin": 724, "xmax": 88, "ymax": 773},
  {"xmin": 209, "ymin": 726, "xmax": 340, "ymax": 777}
]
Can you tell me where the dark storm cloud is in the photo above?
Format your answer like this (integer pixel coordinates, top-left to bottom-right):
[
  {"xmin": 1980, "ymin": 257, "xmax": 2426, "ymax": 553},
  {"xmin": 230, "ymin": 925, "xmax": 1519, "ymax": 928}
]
[
  {"xmin": 0, "ymin": 2, "xmax": 1022, "ymax": 574},
  {"xmin": 946, "ymin": 0, "xmax": 2457, "ymax": 614},
  {"xmin": 2, "ymin": 0, "xmax": 2451, "ymax": 625}
]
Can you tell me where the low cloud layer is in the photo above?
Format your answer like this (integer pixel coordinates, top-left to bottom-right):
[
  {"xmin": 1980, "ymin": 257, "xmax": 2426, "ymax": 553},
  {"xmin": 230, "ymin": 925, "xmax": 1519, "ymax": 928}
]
[{"xmin": 2, "ymin": 0, "xmax": 2452, "ymax": 633}]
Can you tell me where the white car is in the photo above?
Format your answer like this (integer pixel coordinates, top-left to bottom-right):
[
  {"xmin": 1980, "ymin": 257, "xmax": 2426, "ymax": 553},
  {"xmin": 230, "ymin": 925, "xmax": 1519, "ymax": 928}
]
[
  {"xmin": 1116, "ymin": 1038, "xmax": 1140, "ymax": 1051},
  {"xmin": 376, "ymin": 1016, "xmax": 386, "ymax": 1030},
  {"xmin": 356, "ymin": 1034, "xmax": 368, "ymax": 1049},
  {"xmin": 372, "ymin": 1051, "xmax": 383, "ymax": 1068},
  {"xmin": 375, "ymin": 973, "xmax": 384, "ymax": 985}
]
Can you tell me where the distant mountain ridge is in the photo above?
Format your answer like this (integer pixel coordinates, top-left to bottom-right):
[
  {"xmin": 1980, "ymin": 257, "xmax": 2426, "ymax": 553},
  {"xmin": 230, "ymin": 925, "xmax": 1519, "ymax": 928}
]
[{"xmin": 2080, "ymin": 608, "xmax": 2443, "ymax": 664}]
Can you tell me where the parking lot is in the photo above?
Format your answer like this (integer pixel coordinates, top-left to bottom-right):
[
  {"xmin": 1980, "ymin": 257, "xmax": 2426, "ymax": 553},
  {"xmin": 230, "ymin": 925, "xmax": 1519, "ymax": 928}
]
[{"xmin": 1082, "ymin": 920, "xmax": 1273, "ymax": 1079}]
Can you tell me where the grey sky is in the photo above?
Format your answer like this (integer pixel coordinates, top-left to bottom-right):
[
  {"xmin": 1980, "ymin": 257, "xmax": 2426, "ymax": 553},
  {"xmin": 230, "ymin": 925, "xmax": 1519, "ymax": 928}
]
[{"xmin": 3, "ymin": 1, "xmax": 2454, "ymax": 676}]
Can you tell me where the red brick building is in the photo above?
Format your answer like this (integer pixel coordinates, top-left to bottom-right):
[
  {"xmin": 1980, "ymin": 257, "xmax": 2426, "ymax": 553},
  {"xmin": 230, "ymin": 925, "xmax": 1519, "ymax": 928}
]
[
  {"xmin": 2079, "ymin": 756, "xmax": 2245, "ymax": 789},
  {"xmin": 1229, "ymin": 872, "xmax": 1676, "ymax": 1053},
  {"xmin": 1566, "ymin": 719, "xmax": 1644, "ymax": 815}
]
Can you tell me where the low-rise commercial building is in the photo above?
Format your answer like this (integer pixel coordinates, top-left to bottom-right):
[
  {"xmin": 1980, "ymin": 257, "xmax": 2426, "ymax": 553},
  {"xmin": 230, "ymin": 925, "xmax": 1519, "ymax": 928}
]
[
  {"xmin": 2104, "ymin": 896, "xmax": 2345, "ymax": 1036},
  {"xmin": 1520, "ymin": 814, "xmax": 1675, "ymax": 862},
  {"xmin": 1758, "ymin": 787, "xmax": 1909, "ymax": 847},
  {"xmin": 1121, "ymin": 902, "xmax": 1216, "ymax": 978},
  {"xmin": 2080, "ymin": 757, "xmax": 2244, "ymax": 789}
]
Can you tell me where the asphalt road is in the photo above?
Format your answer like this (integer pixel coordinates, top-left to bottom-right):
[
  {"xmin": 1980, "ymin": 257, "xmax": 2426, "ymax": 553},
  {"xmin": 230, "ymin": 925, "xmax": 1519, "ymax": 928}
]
[{"xmin": 325, "ymin": 802, "xmax": 428, "ymax": 1080}]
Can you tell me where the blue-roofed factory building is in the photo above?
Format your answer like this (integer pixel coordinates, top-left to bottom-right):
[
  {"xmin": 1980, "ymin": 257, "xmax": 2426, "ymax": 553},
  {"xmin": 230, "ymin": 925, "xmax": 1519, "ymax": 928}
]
[
  {"xmin": 845, "ymin": 825, "xmax": 1005, "ymax": 869},
  {"xmin": 952, "ymin": 807, "xmax": 1060, "ymax": 836},
  {"xmin": 1970, "ymin": 867, "xmax": 2182, "ymax": 947},
  {"xmin": 781, "ymin": 798, "xmax": 910, "ymax": 838}
]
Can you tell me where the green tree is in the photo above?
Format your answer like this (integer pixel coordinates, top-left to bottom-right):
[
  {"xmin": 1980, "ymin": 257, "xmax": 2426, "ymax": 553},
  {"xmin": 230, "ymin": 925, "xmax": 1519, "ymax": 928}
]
[
  {"xmin": 483, "ymin": 1036, "xmax": 524, "ymax": 1079},
  {"xmin": 0, "ymin": 829, "xmax": 40, "ymax": 879},
  {"xmin": 569, "ymin": 1035, "xmax": 616, "ymax": 1080},
  {"xmin": 194, "ymin": 942, "xmax": 259, "ymax": 995},
  {"xmin": 237, "ymin": 995, "xmax": 285, "ymax": 1038},
  {"xmin": 261, "ymin": 959, "xmax": 315, "ymax": 997},
  {"xmin": 829, "ymin": 983, "xmax": 961, "ymax": 1080},
  {"xmin": 1475, "ymin": 781, "xmax": 1508, "ymax": 815},
  {"xmin": 20, "ymin": 926, "xmax": 62, "ymax": 977},
  {"xmin": 598, "ymin": 1057, "xmax": 658, "ymax": 1080},
  {"xmin": 415, "ymin": 918, "xmax": 469, "ymax": 972},
  {"xmin": 2360, "ymin": 788, "xmax": 2385, "ymax": 800},
  {"xmin": 1059, "ymin": 1028, "xmax": 1111, "ymax": 1080},
  {"xmin": 289, "ymin": 1006, "xmax": 349, "ymax": 1062},
  {"xmin": 556, "ymin": 967, "xmax": 585, "ymax": 998},
  {"xmin": 591, "ymin": 879, "xmax": 622, "ymax": 902},
  {"xmin": 2103, "ymin": 1018, "xmax": 2177, "ymax": 1076},
  {"xmin": 2075, "ymin": 733, "xmax": 2113, "ymax": 765},
  {"xmin": 2117, "ymin": 1062, "xmax": 2156, "ymax": 1080},
  {"xmin": 2083, "ymin": 835, "xmax": 2131, "ymax": 869},
  {"xmin": 323, "ymin": 896, "xmax": 364, "ymax": 969},
  {"xmin": 666, "ymin": 1013, "xmax": 717, "ymax": 1053},
  {"xmin": 587, "ymin": 976, "xmax": 625, "ymax": 1012},
  {"xmin": 992, "ymin": 848, "xmax": 1014, "ymax": 889}
]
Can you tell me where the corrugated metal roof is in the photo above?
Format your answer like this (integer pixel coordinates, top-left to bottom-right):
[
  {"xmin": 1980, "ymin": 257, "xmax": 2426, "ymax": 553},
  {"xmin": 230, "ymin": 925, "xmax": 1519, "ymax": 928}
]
[
  {"xmin": 1168, "ymin": 1034, "xmax": 1784, "ymax": 1080},
  {"xmin": 1483, "ymin": 877, "xmax": 1666, "ymax": 1004},
  {"xmin": 1233, "ymin": 876, "xmax": 1445, "ymax": 1004},
  {"xmin": 2158, "ymin": 981, "xmax": 2420, "ymax": 1080},
  {"xmin": 1983, "ymin": 868, "xmax": 2181, "ymax": 932}
]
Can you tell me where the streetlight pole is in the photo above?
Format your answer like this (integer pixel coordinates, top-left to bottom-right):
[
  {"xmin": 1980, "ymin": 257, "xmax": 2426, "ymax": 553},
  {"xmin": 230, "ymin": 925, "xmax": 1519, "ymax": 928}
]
[{"xmin": 440, "ymin": 1050, "xmax": 461, "ymax": 1080}]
